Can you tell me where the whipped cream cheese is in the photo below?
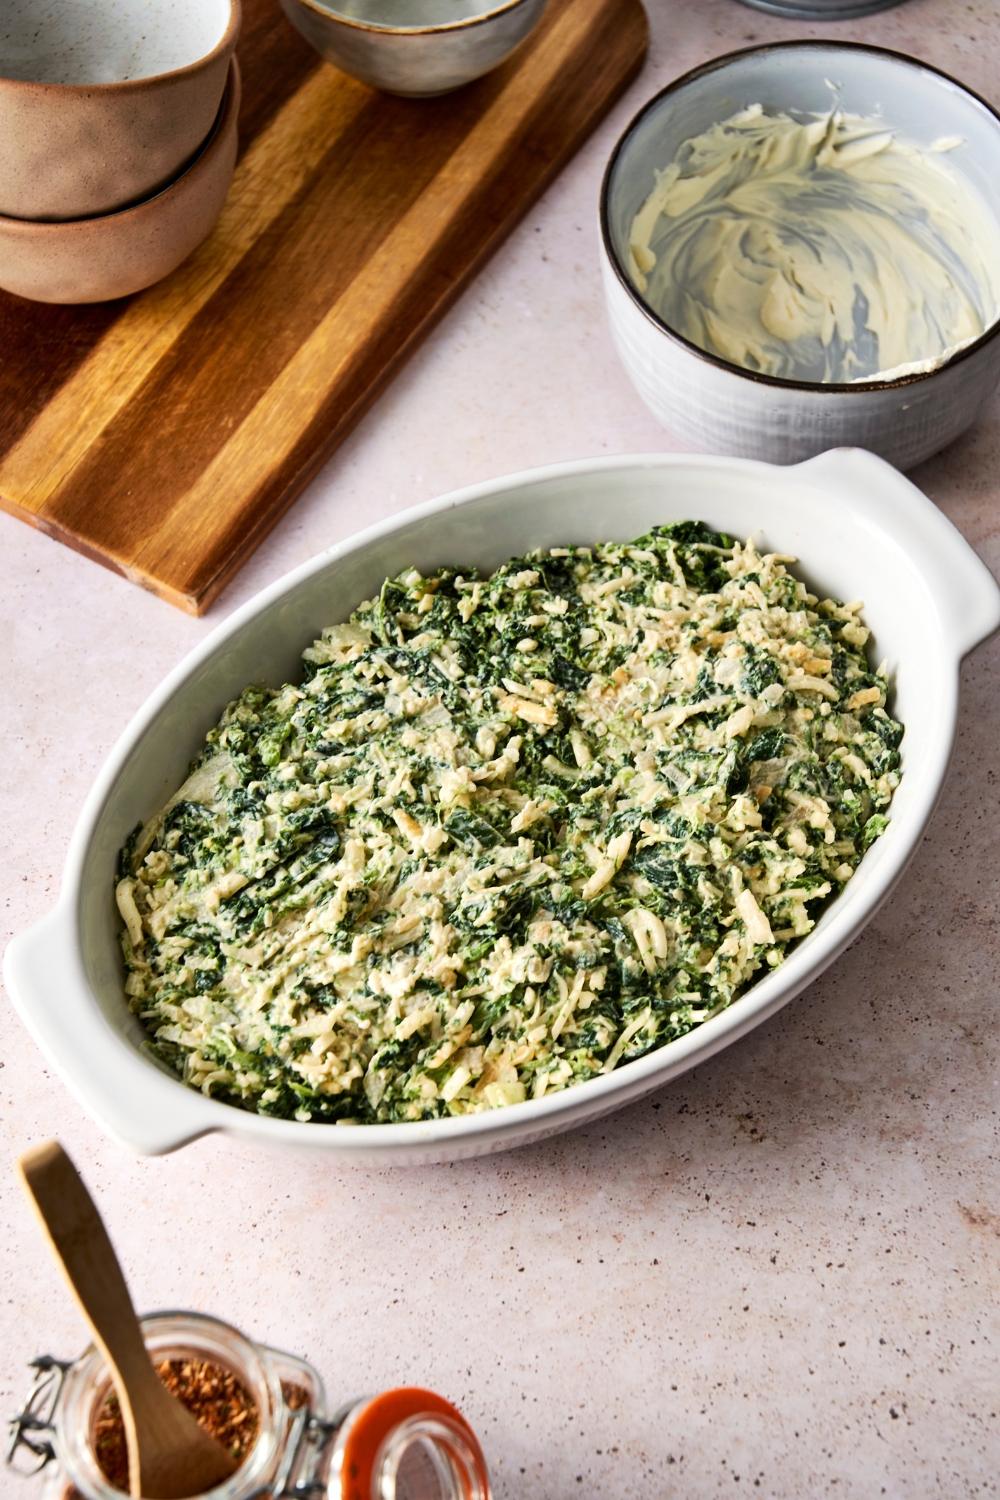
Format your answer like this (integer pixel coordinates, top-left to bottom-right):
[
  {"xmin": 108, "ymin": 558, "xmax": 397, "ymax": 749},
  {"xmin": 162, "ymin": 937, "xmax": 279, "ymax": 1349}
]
[{"xmin": 627, "ymin": 105, "xmax": 1000, "ymax": 383}]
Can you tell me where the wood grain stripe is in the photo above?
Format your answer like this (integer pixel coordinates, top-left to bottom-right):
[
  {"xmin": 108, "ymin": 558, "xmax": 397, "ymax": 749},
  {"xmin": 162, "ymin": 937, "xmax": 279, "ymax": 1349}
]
[
  {"xmin": 0, "ymin": 62, "xmax": 370, "ymax": 515},
  {"xmin": 30, "ymin": 89, "xmax": 483, "ymax": 558},
  {"xmin": 132, "ymin": 0, "xmax": 610, "ymax": 588},
  {"xmin": 0, "ymin": 0, "xmax": 646, "ymax": 611}
]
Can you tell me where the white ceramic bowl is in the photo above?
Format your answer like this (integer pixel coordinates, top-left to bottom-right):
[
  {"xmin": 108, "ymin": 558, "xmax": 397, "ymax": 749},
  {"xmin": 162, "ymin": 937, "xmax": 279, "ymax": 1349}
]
[
  {"xmin": 277, "ymin": 0, "xmax": 549, "ymax": 98},
  {"xmin": 600, "ymin": 43, "xmax": 1000, "ymax": 468},
  {"xmin": 5, "ymin": 449, "xmax": 998, "ymax": 1164}
]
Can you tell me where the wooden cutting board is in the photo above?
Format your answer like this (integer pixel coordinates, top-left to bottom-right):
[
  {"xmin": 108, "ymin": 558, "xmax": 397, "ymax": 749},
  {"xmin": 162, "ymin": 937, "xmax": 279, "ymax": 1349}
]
[{"xmin": 0, "ymin": 0, "xmax": 647, "ymax": 614}]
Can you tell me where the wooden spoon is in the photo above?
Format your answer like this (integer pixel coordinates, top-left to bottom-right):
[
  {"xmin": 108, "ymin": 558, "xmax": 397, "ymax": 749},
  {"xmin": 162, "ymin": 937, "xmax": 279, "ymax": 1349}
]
[{"xmin": 17, "ymin": 1140, "xmax": 238, "ymax": 1499}]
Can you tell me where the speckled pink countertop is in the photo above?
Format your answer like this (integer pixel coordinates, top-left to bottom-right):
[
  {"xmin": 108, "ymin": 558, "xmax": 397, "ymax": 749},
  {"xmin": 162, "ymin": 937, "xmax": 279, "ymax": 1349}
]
[{"xmin": 3, "ymin": 1, "xmax": 1000, "ymax": 1495}]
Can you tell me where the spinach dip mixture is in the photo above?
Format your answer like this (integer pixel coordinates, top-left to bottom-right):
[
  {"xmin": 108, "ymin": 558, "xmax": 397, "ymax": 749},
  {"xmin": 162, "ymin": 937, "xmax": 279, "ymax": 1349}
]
[{"xmin": 117, "ymin": 525, "xmax": 902, "ymax": 1124}]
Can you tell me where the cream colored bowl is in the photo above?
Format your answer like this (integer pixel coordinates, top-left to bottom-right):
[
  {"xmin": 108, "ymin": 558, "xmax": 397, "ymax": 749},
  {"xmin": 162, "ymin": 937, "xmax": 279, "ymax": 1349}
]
[
  {"xmin": 0, "ymin": 0, "xmax": 240, "ymax": 221},
  {"xmin": 0, "ymin": 56, "xmax": 240, "ymax": 304},
  {"xmin": 4, "ymin": 448, "xmax": 998, "ymax": 1163}
]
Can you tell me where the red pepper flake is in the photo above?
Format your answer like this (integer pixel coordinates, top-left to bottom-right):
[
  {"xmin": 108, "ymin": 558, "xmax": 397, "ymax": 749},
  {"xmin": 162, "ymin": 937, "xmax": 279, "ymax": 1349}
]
[
  {"xmin": 63, "ymin": 1367, "xmax": 314, "ymax": 1499},
  {"xmin": 77, "ymin": 1358, "xmax": 260, "ymax": 1495},
  {"xmin": 281, "ymin": 1380, "xmax": 311, "ymax": 1411}
]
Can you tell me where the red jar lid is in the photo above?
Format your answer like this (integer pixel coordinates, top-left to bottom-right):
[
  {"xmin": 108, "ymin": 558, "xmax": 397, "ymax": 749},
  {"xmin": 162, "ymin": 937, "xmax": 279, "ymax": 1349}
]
[{"xmin": 337, "ymin": 1386, "xmax": 490, "ymax": 1500}]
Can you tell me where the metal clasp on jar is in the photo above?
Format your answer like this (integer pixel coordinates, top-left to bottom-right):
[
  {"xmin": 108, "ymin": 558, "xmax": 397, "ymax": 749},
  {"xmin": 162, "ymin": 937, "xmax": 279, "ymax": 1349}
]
[
  {"xmin": 8, "ymin": 1354, "xmax": 491, "ymax": 1500},
  {"xmin": 6, "ymin": 1356, "xmax": 73, "ymax": 1478},
  {"xmin": 247, "ymin": 1388, "xmax": 492, "ymax": 1500}
]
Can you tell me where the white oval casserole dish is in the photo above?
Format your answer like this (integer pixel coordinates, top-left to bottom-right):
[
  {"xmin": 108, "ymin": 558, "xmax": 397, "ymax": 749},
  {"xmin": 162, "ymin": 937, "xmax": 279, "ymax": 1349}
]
[{"xmin": 5, "ymin": 448, "xmax": 999, "ymax": 1163}]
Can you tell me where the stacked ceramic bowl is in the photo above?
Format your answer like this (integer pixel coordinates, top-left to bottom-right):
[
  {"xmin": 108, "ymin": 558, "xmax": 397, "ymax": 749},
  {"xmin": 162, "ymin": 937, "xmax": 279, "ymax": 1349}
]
[{"xmin": 0, "ymin": 0, "xmax": 241, "ymax": 303}]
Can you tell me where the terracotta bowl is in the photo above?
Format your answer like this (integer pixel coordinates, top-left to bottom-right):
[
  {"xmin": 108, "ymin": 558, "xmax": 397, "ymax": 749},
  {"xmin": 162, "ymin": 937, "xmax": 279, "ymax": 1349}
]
[
  {"xmin": 0, "ymin": 56, "xmax": 240, "ymax": 305},
  {"xmin": 0, "ymin": 0, "xmax": 240, "ymax": 222}
]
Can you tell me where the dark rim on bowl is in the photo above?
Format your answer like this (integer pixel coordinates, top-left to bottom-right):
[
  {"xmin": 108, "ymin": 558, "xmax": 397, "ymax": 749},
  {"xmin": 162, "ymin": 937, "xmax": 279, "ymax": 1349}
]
[
  {"xmin": 0, "ymin": 56, "xmax": 238, "ymax": 228},
  {"xmin": 289, "ymin": 0, "xmax": 537, "ymax": 38},
  {"xmin": 599, "ymin": 40, "xmax": 1000, "ymax": 394}
]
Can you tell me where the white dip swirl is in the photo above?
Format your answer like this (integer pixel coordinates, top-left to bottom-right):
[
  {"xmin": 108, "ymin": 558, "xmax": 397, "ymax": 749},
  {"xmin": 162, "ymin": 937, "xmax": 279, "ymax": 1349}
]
[{"xmin": 627, "ymin": 105, "xmax": 1000, "ymax": 383}]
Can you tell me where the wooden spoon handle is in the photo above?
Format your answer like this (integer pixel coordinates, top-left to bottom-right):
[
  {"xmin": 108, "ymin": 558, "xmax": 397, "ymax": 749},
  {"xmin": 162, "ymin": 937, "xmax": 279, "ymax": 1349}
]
[
  {"xmin": 17, "ymin": 1141, "xmax": 237, "ymax": 1498},
  {"xmin": 17, "ymin": 1140, "xmax": 160, "ymax": 1400}
]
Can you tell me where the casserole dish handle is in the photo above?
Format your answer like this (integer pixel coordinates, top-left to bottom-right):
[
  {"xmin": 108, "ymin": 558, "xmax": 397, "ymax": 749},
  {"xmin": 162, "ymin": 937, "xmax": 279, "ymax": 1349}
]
[
  {"xmin": 3, "ymin": 903, "xmax": 219, "ymax": 1156},
  {"xmin": 797, "ymin": 448, "xmax": 1000, "ymax": 660}
]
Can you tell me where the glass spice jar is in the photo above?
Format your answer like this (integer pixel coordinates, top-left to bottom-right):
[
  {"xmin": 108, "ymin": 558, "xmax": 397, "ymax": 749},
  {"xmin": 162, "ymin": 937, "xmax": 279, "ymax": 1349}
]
[
  {"xmin": 7, "ymin": 1309, "xmax": 491, "ymax": 1500},
  {"xmin": 323, "ymin": 1388, "xmax": 491, "ymax": 1500}
]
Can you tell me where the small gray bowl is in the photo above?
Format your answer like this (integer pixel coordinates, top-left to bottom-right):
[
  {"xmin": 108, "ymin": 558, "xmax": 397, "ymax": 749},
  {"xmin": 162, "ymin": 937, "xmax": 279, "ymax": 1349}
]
[
  {"xmin": 736, "ymin": 0, "xmax": 906, "ymax": 17},
  {"xmin": 600, "ymin": 42, "xmax": 1000, "ymax": 469},
  {"xmin": 278, "ymin": 0, "xmax": 550, "ymax": 98}
]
